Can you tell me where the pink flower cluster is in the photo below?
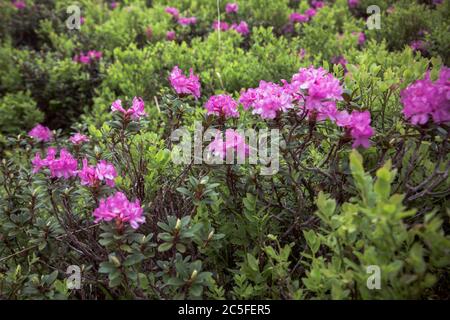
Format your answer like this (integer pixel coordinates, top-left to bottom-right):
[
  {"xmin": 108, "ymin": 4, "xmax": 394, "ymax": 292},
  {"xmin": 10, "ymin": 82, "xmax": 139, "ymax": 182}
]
[
  {"xmin": 335, "ymin": 110, "xmax": 374, "ymax": 148},
  {"xmin": 289, "ymin": 13, "xmax": 309, "ymax": 24},
  {"xmin": 208, "ymin": 129, "xmax": 249, "ymax": 160},
  {"xmin": 238, "ymin": 66, "xmax": 374, "ymax": 148},
  {"xmin": 225, "ymin": 3, "xmax": 238, "ymax": 14},
  {"xmin": 29, "ymin": 124, "xmax": 53, "ymax": 142},
  {"xmin": 311, "ymin": 0, "xmax": 325, "ymax": 9},
  {"xmin": 93, "ymin": 192, "xmax": 145, "ymax": 229},
  {"xmin": 410, "ymin": 40, "xmax": 427, "ymax": 53},
  {"xmin": 32, "ymin": 148, "xmax": 78, "ymax": 178},
  {"xmin": 290, "ymin": 66, "xmax": 344, "ymax": 120},
  {"xmin": 178, "ymin": 16, "xmax": 197, "ymax": 26},
  {"xmin": 169, "ymin": 66, "xmax": 201, "ymax": 99},
  {"xmin": 12, "ymin": 0, "xmax": 26, "ymax": 9},
  {"xmin": 164, "ymin": 6, "xmax": 197, "ymax": 26},
  {"xmin": 205, "ymin": 94, "xmax": 239, "ymax": 118},
  {"xmin": 348, "ymin": 0, "xmax": 360, "ymax": 8},
  {"xmin": 165, "ymin": 7, "xmax": 179, "ymax": 19},
  {"xmin": 400, "ymin": 67, "xmax": 450, "ymax": 125},
  {"xmin": 70, "ymin": 133, "xmax": 89, "ymax": 145},
  {"xmin": 239, "ymin": 81, "xmax": 293, "ymax": 119},
  {"xmin": 166, "ymin": 31, "xmax": 176, "ymax": 41},
  {"xmin": 290, "ymin": 3, "xmax": 320, "ymax": 24},
  {"xmin": 73, "ymin": 50, "xmax": 102, "ymax": 64},
  {"xmin": 212, "ymin": 20, "xmax": 249, "ymax": 35},
  {"xmin": 79, "ymin": 159, "xmax": 117, "ymax": 187},
  {"xmin": 111, "ymin": 97, "xmax": 148, "ymax": 120}
]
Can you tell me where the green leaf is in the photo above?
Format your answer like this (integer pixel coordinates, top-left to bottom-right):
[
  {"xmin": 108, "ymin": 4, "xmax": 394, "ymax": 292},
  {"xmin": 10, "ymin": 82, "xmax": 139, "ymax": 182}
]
[
  {"xmin": 158, "ymin": 242, "xmax": 173, "ymax": 252},
  {"xmin": 123, "ymin": 253, "xmax": 144, "ymax": 267}
]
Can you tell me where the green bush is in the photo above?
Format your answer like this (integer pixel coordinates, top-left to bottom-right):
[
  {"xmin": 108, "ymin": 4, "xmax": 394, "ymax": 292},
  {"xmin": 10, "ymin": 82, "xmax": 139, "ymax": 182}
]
[{"xmin": 0, "ymin": 91, "xmax": 43, "ymax": 135}]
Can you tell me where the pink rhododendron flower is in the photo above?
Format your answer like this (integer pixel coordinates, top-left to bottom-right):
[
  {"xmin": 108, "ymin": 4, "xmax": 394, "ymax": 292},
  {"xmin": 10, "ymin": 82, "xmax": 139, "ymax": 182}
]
[
  {"xmin": 410, "ymin": 40, "xmax": 427, "ymax": 53},
  {"xmin": 400, "ymin": 67, "xmax": 450, "ymax": 125},
  {"xmin": 78, "ymin": 159, "xmax": 97, "ymax": 187},
  {"xmin": 79, "ymin": 159, "xmax": 117, "ymax": 187},
  {"xmin": 231, "ymin": 21, "xmax": 249, "ymax": 35},
  {"xmin": 348, "ymin": 0, "xmax": 359, "ymax": 8},
  {"xmin": 166, "ymin": 31, "xmax": 176, "ymax": 41},
  {"xmin": 212, "ymin": 20, "xmax": 230, "ymax": 31},
  {"xmin": 165, "ymin": 7, "xmax": 179, "ymax": 19},
  {"xmin": 32, "ymin": 148, "xmax": 78, "ymax": 178},
  {"xmin": 178, "ymin": 16, "xmax": 197, "ymax": 26},
  {"xmin": 93, "ymin": 192, "xmax": 145, "ymax": 229},
  {"xmin": 311, "ymin": 0, "xmax": 325, "ymax": 9},
  {"xmin": 290, "ymin": 66, "xmax": 343, "ymax": 120},
  {"xmin": 70, "ymin": 133, "xmax": 89, "ymax": 145},
  {"xmin": 336, "ymin": 110, "xmax": 374, "ymax": 148},
  {"xmin": 169, "ymin": 66, "xmax": 201, "ymax": 99},
  {"xmin": 12, "ymin": 0, "xmax": 26, "ymax": 9},
  {"xmin": 239, "ymin": 81, "xmax": 293, "ymax": 119},
  {"xmin": 88, "ymin": 50, "xmax": 102, "ymax": 60},
  {"xmin": 32, "ymin": 147, "xmax": 57, "ymax": 174},
  {"xmin": 111, "ymin": 97, "xmax": 147, "ymax": 120},
  {"xmin": 225, "ymin": 3, "xmax": 238, "ymax": 14},
  {"xmin": 29, "ymin": 124, "xmax": 52, "ymax": 142},
  {"xmin": 95, "ymin": 160, "xmax": 117, "ymax": 187},
  {"xmin": 48, "ymin": 149, "xmax": 78, "ymax": 179},
  {"xmin": 208, "ymin": 129, "xmax": 249, "ymax": 160},
  {"xmin": 205, "ymin": 94, "xmax": 239, "ymax": 118},
  {"xmin": 74, "ymin": 51, "xmax": 102, "ymax": 65},
  {"xmin": 110, "ymin": 2, "xmax": 118, "ymax": 9},
  {"xmin": 290, "ymin": 13, "xmax": 309, "ymax": 23},
  {"xmin": 305, "ymin": 8, "xmax": 317, "ymax": 18}
]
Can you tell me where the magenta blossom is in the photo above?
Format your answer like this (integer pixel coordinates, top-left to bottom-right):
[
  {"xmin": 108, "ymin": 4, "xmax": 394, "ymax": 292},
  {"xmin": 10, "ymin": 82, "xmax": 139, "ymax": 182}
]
[
  {"xmin": 239, "ymin": 81, "xmax": 293, "ymax": 119},
  {"xmin": 80, "ymin": 16, "xmax": 85, "ymax": 25},
  {"xmin": 74, "ymin": 51, "xmax": 102, "ymax": 65},
  {"xmin": 410, "ymin": 40, "xmax": 427, "ymax": 53},
  {"xmin": 93, "ymin": 192, "xmax": 145, "ymax": 229},
  {"xmin": 110, "ymin": 2, "xmax": 118, "ymax": 9},
  {"xmin": 169, "ymin": 66, "xmax": 201, "ymax": 99},
  {"xmin": 29, "ymin": 124, "xmax": 52, "ymax": 142},
  {"xmin": 208, "ymin": 129, "xmax": 249, "ymax": 160},
  {"xmin": 166, "ymin": 31, "xmax": 176, "ymax": 41},
  {"xmin": 12, "ymin": 0, "xmax": 26, "ymax": 9},
  {"xmin": 225, "ymin": 3, "xmax": 238, "ymax": 14},
  {"xmin": 32, "ymin": 148, "xmax": 78, "ymax": 179},
  {"xmin": 348, "ymin": 0, "xmax": 360, "ymax": 8},
  {"xmin": 311, "ymin": 0, "xmax": 325, "ymax": 9},
  {"xmin": 165, "ymin": 7, "xmax": 179, "ymax": 19},
  {"xmin": 111, "ymin": 97, "xmax": 148, "ymax": 120},
  {"xmin": 177, "ymin": 16, "xmax": 197, "ymax": 26},
  {"xmin": 290, "ymin": 66, "xmax": 343, "ymax": 120},
  {"xmin": 305, "ymin": 8, "xmax": 317, "ymax": 18},
  {"xmin": 336, "ymin": 110, "xmax": 374, "ymax": 148},
  {"xmin": 231, "ymin": 21, "xmax": 249, "ymax": 35},
  {"xmin": 205, "ymin": 94, "xmax": 239, "ymax": 118},
  {"xmin": 212, "ymin": 20, "xmax": 230, "ymax": 31},
  {"xmin": 79, "ymin": 159, "xmax": 117, "ymax": 187},
  {"xmin": 70, "ymin": 133, "xmax": 89, "ymax": 145},
  {"xmin": 354, "ymin": 32, "xmax": 366, "ymax": 46},
  {"xmin": 400, "ymin": 67, "xmax": 450, "ymax": 125},
  {"xmin": 290, "ymin": 13, "xmax": 309, "ymax": 23}
]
